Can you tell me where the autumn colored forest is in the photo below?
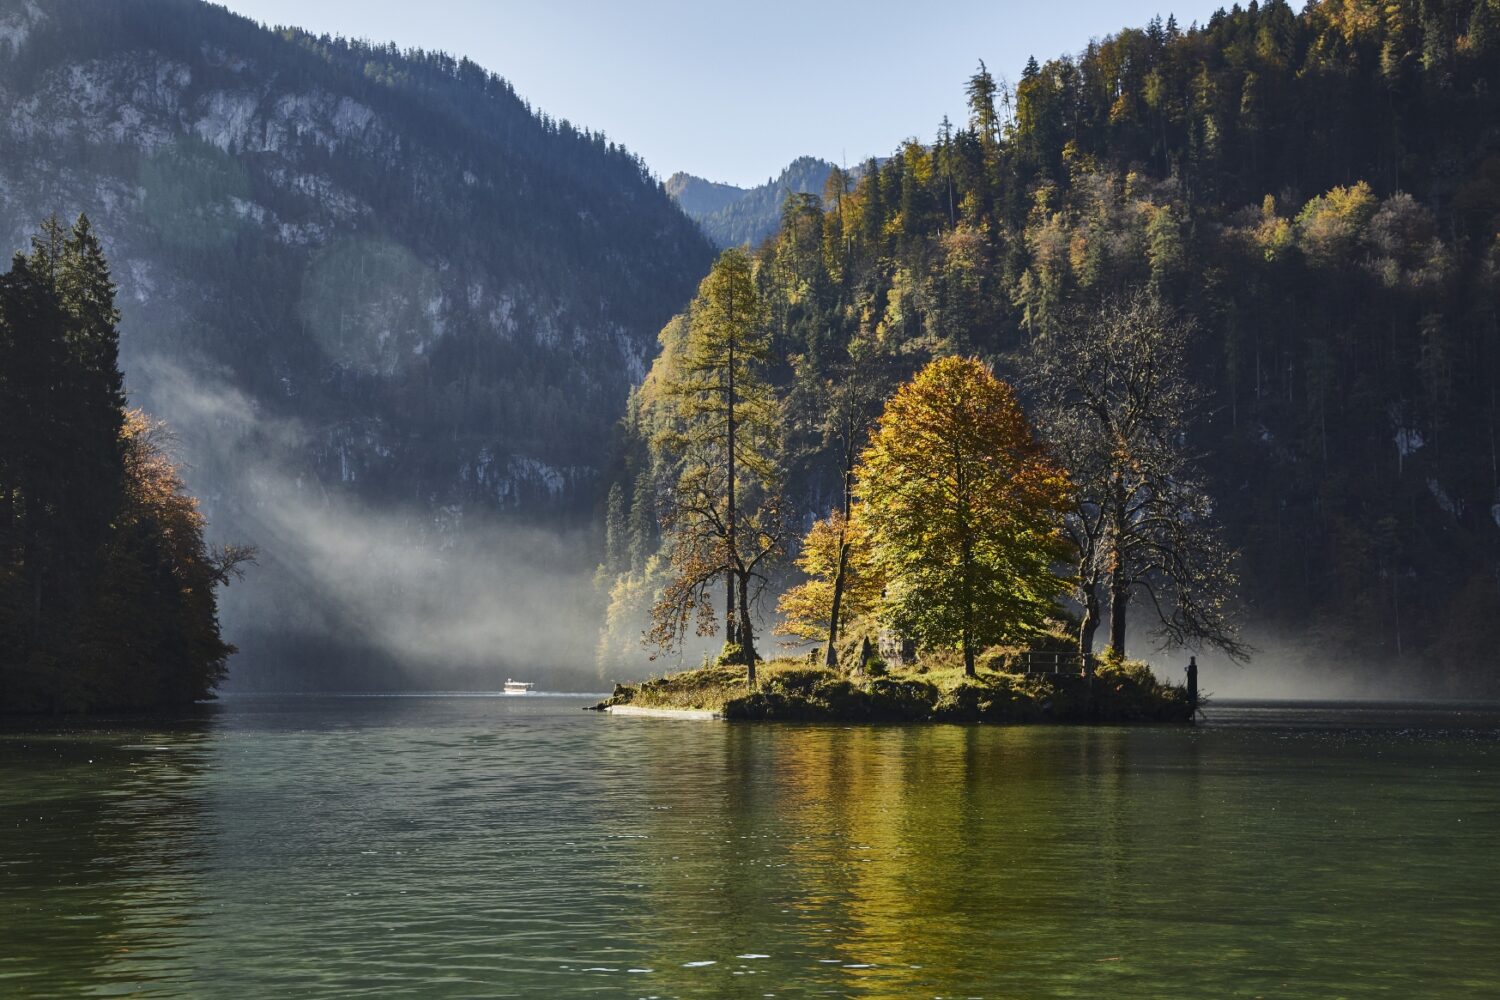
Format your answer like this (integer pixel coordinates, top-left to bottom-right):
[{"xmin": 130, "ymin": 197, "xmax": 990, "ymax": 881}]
[{"xmin": 601, "ymin": 0, "xmax": 1500, "ymax": 691}]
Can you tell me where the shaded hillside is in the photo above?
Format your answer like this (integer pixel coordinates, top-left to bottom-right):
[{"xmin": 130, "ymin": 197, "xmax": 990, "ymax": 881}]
[
  {"xmin": 0, "ymin": 0, "xmax": 716, "ymax": 689},
  {"xmin": 668, "ymin": 156, "xmax": 837, "ymax": 247},
  {"xmin": 664, "ymin": 172, "xmax": 743, "ymax": 218},
  {"xmin": 606, "ymin": 0, "xmax": 1500, "ymax": 693}
]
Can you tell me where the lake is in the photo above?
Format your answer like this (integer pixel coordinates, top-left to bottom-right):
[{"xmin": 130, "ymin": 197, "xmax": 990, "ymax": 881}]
[{"xmin": 2, "ymin": 694, "xmax": 1497, "ymax": 998}]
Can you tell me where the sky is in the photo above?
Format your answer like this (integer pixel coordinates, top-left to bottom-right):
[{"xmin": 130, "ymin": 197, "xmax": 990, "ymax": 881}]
[{"xmin": 217, "ymin": 0, "xmax": 1229, "ymax": 189}]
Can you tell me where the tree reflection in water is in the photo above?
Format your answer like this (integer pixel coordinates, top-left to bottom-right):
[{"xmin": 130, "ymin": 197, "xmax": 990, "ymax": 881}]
[{"xmin": 0, "ymin": 710, "xmax": 217, "ymax": 995}]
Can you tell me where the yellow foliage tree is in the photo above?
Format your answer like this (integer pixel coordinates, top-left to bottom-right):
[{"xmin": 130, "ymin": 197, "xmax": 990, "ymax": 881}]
[
  {"xmin": 774, "ymin": 511, "xmax": 882, "ymax": 649},
  {"xmin": 646, "ymin": 249, "xmax": 785, "ymax": 681},
  {"xmin": 79, "ymin": 411, "xmax": 254, "ymax": 708},
  {"xmin": 856, "ymin": 357, "xmax": 1074, "ymax": 676},
  {"xmin": 1295, "ymin": 180, "xmax": 1378, "ymax": 265}
]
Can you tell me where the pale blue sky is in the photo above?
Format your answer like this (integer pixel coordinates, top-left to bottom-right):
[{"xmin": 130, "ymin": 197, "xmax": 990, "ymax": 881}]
[{"xmin": 217, "ymin": 0, "xmax": 1227, "ymax": 188}]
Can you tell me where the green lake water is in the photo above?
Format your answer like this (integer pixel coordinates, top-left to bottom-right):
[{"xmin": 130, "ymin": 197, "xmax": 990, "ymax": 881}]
[{"xmin": 1, "ymin": 694, "xmax": 1497, "ymax": 998}]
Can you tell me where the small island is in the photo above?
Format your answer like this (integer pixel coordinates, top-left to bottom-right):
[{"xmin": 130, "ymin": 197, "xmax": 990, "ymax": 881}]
[
  {"xmin": 597, "ymin": 651, "xmax": 1193, "ymax": 724},
  {"xmin": 603, "ymin": 266, "xmax": 1243, "ymax": 720}
]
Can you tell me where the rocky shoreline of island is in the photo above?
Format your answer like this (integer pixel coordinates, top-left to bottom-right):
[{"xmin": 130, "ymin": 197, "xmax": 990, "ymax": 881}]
[{"xmin": 593, "ymin": 657, "xmax": 1195, "ymax": 724}]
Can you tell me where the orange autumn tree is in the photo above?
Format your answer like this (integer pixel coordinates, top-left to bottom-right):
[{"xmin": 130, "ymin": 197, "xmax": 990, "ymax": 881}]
[
  {"xmin": 774, "ymin": 510, "xmax": 882, "ymax": 650},
  {"xmin": 79, "ymin": 410, "xmax": 255, "ymax": 709},
  {"xmin": 856, "ymin": 357, "xmax": 1074, "ymax": 676}
]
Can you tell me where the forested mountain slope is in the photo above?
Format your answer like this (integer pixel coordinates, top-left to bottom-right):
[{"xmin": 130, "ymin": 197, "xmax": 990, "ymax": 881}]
[
  {"xmin": 667, "ymin": 156, "xmax": 837, "ymax": 247},
  {"xmin": 606, "ymin": 0, "xmax": 1500, "ymax": 693},
  {"xmin": 0, "ymin": 0, "xmax": 715, "ymax": 688}
]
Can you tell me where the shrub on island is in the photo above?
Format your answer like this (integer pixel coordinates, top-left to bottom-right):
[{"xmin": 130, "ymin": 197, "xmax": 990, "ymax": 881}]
[{"xmin": 599, "ymin": 653, "xmax": 1193, "ymax": 724}]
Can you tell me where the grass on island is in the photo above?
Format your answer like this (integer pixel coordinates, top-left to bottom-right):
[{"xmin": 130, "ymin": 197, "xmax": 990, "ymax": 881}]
[{"xmin": 599, "ymin": 651, "xmax": 1194, "ymax": 724}]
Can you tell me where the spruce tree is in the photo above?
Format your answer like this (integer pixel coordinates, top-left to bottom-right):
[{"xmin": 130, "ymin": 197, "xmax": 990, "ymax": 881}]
[
  {"xmin": 1, "ymin": 218, "xmax": 250, "ymax": 713},
  {"xmin": 966, "ymin": 60, "xmax": 1000, "ymax": 144},
  {"xmin": 604, "ymin": 481, "xmax": 628, "ymax": 571}
]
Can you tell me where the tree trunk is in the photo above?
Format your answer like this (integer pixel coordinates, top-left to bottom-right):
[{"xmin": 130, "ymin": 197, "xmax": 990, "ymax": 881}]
[
  {"xmin": 1079, "ymin": 584, "xmax": 1100, "ymax": 657},
  {"xmin": 725, "ymin": 573, "xmax": 736, "ymax": 647},
  {"xmin": 1106, "ymin": 478, "xmax": 1128, "ymax": 660},
  {"xmin": 25, "ymin": 528, "xmax": 41, "ymax": 645},
  {"xmin": 960, "ymin": 534, "xmax": 976, "ymax": 677},
  {"xmin": 1078, "ymin": 582, "xmax": 1101, "ymax": 721},
  {"xmin": 824, "ymin": 458, "xmax": 855, "ymax": 670},
  {"xmin": 738, "ymin": 570, "xmax": 758, "ymax": 684},
  {"xmin": 1109, "ymin": 562, "xmax": 1128, "ymax": 659},
  {"xmin": 961, "ymin": 586, "xmax": 976, "ymax": 676},
  {"xmin": 725, "ymin": 286, "xmax": 738, "ymax": 655},
  {"xmin": 31, "ymin": 568, "xmax": 43, "ymax": 644},
  {"xmin": 824, "ymin": 538, "xmax": 849, "ymax": 669}
]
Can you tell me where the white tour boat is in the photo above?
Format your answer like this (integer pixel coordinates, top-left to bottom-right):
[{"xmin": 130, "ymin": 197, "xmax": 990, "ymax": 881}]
[{"xmin": 502, "ymin": 679, "xmax": 535, "ymax": 695}]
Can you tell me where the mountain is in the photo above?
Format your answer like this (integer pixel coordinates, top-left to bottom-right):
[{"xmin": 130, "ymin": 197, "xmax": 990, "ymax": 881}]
[
  {"xmin": 663, "ymin": 172, "xmax": 743, "ymax": 218},
  {"xmin": 0, "ymin": 0, "xmax": 716, "ymax": 689},
  {"xmin": 667, "ymin": 156, "xmax": 837, "ymax": 247},
  {"xmin": 605, "ymin": 1, "xmax": 1500, "ymax": 694}
]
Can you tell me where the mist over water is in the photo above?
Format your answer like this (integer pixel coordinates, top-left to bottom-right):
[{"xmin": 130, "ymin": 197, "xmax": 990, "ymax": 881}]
[
  {"xmin": 1184, "ymin": 630, "xmax": 1467, "ymax": 703},
  {"xmin": 121, "ymin": 357, "xmax": 1476, "ymax": 701},
  {"xmin": 129, "ymin": 356, "xmax": 610, "ymax": 693}
]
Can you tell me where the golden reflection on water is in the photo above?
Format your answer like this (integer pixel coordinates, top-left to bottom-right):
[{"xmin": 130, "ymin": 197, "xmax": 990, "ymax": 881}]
[
  {"xmin": 2, "ymin": 699, "xmax": 1497, "ymax": 999},
  {"xmin": 622, "ymin": 724, "xmax": 1206, "ymax": 997},
  {"xmin": 625, "ymin": 718, "xmax": 1497, "ymax": 999}
]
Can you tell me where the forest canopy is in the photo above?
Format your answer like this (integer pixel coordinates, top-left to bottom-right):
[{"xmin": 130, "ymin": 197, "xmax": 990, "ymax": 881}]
[{"xmin": 601, "ymin": 0, "xmax": 1500, "ymax": 692}]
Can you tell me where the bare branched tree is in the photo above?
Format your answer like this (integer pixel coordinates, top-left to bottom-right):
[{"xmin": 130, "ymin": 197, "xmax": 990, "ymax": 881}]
[{"xmin": 1023, "ymin": 289, "xmax": 1249, "ymax": 663}]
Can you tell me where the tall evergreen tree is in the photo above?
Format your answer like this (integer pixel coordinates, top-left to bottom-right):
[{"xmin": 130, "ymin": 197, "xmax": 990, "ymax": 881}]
[
  {"xmin": 648, "ymin": 249, "xmax": 785, "ymax": 681},
  {"xmin": 966, "ymin": 60, "xmax": 1001, "ymax": 144},
  {"xmin": 604, "ymin": 481, "xmax": 629, "ymax": 572},
  {"xmin": 0, "ymin": 219, "xmax": 250, "ymax": 713}
]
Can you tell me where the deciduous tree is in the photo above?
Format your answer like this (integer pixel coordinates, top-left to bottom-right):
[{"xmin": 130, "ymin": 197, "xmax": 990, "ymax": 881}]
[
  {"xmin": 775, "ymin": 510, "xmax": 882, "ymax": 650},
  {"xmin": 856, "ymin": 356, "xmax": 1074, "ymax": 676},
  {"xmin": 1023, "ymin": 290, "xmax": 1246, "ymax": 662}
]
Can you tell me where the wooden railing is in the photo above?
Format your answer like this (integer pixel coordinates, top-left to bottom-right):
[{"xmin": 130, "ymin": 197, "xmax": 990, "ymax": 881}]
[{"xmin": 1012, "ymin": 651, "xmax": 1089, "ymax": 675}]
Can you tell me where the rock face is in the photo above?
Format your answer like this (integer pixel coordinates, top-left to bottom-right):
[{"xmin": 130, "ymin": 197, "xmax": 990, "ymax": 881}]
[{"xmin": 0, "ymin": 0, "xmax": 715, "ymax": 688}]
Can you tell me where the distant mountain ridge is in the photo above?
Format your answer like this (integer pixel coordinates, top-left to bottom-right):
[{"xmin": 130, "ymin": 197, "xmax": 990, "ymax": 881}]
[
  {"xmin": 0, "ymin": 0, "xmax": 716, "ymax": 688},
  {"xmin": 667, "ymin": 156, "xmax": 838, "ymax": 247},
  {"xmin": 663, "ymin": 172, "xmax": 743, "ymax": 219}
]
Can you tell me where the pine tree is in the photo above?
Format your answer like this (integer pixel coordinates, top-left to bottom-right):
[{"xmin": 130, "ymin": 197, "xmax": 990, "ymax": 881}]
[
  {"xmin": 966, "ymin": 60, "xmax": 1000, "ymax": 144},
  {"xmin": 1469, "ymin": 0, "xmax": 1497, "ymax": 59},
  {"xmin": 0, "ymin": 232, "xmax": 74, "ymax": 665},
  {"xmin": 0, "ymin": 219, "xmax": 251, "ymax": 713},
  {"xmin": 627, "ymin": 472, "xmax": 655, "ymax": 571},
  {"xmin": 604, "ymin": 481, "xmax": 628, "ymax": 571}
]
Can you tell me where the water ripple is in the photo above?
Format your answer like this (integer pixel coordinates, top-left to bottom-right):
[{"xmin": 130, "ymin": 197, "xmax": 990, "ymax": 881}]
[{"xmin": 1, "ymin": 694, "xmax": 1497, "ymax": 998}]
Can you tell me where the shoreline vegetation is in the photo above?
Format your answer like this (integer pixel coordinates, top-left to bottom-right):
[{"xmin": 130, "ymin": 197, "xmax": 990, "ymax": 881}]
[
  {"xmin": 613, "ymin": 266, "xmax": 1243, "ymax": 717},
  {"xmin": 1, "ymin": 218, "xmax": 251, "ymax": 714},
  {"xmin": 597, "ymin": 0, "xmax": 1500, "ymax": 697},
  {"xmin": 595, "ymin": 655, "xmax": 1194, "ymax": 724}
]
